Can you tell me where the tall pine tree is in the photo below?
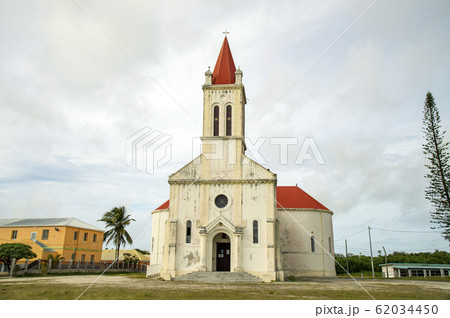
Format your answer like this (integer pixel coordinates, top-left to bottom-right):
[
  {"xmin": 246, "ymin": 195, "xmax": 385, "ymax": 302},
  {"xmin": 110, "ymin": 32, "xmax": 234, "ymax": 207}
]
[{"xmin": 422, "ymin": 91, "xmax": 450, "ymax": 241}]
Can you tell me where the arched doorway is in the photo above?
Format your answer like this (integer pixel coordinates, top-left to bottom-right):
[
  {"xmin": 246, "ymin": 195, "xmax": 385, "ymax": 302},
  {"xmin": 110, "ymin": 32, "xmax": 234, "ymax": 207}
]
[{"xmin": 212, "ymin": 232, "xmax": 231, "ymax": 271}]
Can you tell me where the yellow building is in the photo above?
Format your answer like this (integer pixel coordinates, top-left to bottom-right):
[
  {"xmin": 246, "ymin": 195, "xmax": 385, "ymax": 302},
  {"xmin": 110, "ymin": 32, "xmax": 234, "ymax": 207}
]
[
  {"xmin": 0, "ymin": 218, "xmax": 104, "ymax": 263},
  {"xmin": 101, "ymin": 249, "xmax": 150, "ymax": 264}
]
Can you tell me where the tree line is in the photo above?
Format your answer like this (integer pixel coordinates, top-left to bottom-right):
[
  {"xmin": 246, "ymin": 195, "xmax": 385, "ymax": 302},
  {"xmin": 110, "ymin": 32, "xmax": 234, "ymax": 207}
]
[{"xmin": 334, "ymin": 250, "xmax": 450, "ymax": 274}]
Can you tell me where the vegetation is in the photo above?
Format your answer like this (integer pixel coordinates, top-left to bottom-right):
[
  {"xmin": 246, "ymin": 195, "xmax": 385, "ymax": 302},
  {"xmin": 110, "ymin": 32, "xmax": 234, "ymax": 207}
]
[
  {"xmin": 135, "ymin": 249, "xmax": 150, "ymax": 255},
  {"xmin": 0, "ymin": 243, "xmax": 37, "ymax": 271},
  {"xmin": 46, "ymin": 254, "xmax": 64, "ymax": 268},
  {"xmin": 334, "ymin": 250, "xmax": 450, "ymax": 274},
  {"xmin": 98, "ymin": 206, "xmax": 135, "ymax": 262},
  {"xmin": 422, "ymin": 91, "xmax": 450, "ymax": 241},
  {"xmin": 122, "ymin": 253, "xmax": 139, "ymax": 264}
]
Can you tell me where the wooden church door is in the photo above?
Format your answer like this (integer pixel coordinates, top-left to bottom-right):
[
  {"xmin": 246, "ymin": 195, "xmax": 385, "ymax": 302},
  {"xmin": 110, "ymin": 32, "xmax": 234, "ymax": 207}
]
[{"xmin": 216, "ymin": 243, "xmax": 231, "ymax": 271}]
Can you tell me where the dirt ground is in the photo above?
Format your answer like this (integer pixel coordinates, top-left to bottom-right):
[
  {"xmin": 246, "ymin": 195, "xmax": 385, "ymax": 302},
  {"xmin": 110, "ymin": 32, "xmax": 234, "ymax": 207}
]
[{"xmin": 1, "ymin": 274, "xmax": 449, "ymax": 296}]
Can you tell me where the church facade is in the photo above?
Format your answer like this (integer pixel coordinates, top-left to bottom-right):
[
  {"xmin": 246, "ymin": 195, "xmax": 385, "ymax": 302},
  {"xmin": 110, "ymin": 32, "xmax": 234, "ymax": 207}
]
[{"xmin": 149, "ymin": 37, "xmax": 335, "ymax": 282}]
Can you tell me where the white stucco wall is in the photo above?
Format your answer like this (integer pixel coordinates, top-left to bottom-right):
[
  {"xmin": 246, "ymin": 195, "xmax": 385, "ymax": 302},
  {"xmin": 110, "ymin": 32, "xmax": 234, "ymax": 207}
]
[
  {"xmin": 150, "ymin": 209, "xmax": 168, "ymax": 266},
  {"xmin": 277, "ymin": 209, "xmax": 336, "ymax": 277}
]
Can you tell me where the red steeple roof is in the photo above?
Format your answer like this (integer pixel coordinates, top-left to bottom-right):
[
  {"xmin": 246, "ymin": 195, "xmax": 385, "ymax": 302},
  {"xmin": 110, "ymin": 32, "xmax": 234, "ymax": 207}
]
[
  {"xmin": 155, "ymin": 186, "xmax": 329, "ymax": 211},
  {"xmin": 212, "ymin": 36, "xmax": 236, "ymax": 85}
]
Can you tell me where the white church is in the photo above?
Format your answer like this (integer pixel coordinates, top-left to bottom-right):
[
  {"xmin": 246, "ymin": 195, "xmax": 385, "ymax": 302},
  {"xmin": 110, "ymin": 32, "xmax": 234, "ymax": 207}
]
[{"xmin": 149, "ymin": 37, "xmax": 336, "ymax": 282}]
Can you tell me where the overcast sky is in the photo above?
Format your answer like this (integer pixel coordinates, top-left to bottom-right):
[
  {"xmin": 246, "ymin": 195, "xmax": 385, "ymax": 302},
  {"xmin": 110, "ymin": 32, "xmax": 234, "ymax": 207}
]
[{"xmin": 1, "ymin": 0, "xmax": 449, "ymax": 256}]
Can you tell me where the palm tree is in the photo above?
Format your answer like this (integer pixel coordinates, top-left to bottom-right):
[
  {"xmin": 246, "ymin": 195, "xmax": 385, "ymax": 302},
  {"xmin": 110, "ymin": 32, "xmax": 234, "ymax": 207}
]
[
  {"xmin": 98, "ymin": 206, "xmax": 135, "ymax": 262},
  {"xmin": 47, "ymin": 254, "xmax": 64, "ymax": 268}
]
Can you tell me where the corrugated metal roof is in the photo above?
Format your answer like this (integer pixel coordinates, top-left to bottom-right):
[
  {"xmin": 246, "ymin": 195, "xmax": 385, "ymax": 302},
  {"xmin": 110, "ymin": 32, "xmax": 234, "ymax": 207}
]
[
  {"xmin": 0, "ymin": 219, "xmax": 21, "ymax": 226},
  {"xmin": 101, "ymin": 249, "xmax": 150, "ymax": 262},
  {"xmin": 0, "ymin": 217, "xmax": 103, "ymax": 232},
  {"xmin": 380, "ymin": 263, "xmax": 450, "ymax": 269}
]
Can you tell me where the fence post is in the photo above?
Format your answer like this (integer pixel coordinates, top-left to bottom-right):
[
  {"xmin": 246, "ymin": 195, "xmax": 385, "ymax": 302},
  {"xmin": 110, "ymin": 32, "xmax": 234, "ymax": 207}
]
[
  {"xmin": 77, "ymin": 260, "xmax": 80, "ymax": 269},
  {"xmin": 85, "ymin": 261, "xmax": 88, "ymax": 270},
  {"xmin": 48, "ymin": 258, "xmax": 52, "ymax": 274},
  {"xmin": 24, "ymin": 258, "xmax": 29, "ymax": 274},
  {"xmin": 37, "ymin": 259, "xmax": 41, "ymax": 271},
  {"xmin": 68, "ymin": 259, "xmax": 72, "ymax": 269},
  {"xmin": 10, "ymin": 258, "xmax": 16, "ymax": 277},
  {"xmin": 1, "ymin": 263, "xmax": 4, "ymax": 273},
  {"xmin": 59, "ymin": 259, "xmax": 62, "ymax": 270},
  {"xmin": 122, "ymin": 261, "xmax": 125, "ymax": 270}
]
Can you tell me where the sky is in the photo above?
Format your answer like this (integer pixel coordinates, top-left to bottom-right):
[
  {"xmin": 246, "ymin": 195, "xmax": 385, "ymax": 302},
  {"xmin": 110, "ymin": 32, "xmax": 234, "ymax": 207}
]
[{"xmin": 0, "ymin": 0, "xmax": 449, "ymax": 256}]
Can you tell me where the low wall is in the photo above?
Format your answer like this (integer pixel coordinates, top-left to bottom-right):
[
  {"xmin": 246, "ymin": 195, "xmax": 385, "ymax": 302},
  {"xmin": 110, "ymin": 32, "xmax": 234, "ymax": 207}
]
[
  {"xmin": 146, "ymin": 263, "xmax": 162, "ymax": 277},
  {"xmin": 7, "ymin": 258, "xmax": 147, "ymax": 276}
]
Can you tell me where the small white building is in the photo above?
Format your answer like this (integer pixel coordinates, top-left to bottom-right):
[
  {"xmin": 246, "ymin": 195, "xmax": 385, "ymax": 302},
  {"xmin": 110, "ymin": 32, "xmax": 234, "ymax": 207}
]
[
  {"xmin": 149, "ymin": 36, "xmax": 336, "ymax": 282},
  {"xmin": 380, "ymin": 263, "xmax": 450, "ymax": 278}
]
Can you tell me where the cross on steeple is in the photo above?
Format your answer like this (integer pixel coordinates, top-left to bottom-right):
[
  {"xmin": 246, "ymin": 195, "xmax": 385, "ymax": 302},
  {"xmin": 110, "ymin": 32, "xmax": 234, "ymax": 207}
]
[{"xmin": 223, "ymin": 30, "xmax": 230, "ymax": 36}]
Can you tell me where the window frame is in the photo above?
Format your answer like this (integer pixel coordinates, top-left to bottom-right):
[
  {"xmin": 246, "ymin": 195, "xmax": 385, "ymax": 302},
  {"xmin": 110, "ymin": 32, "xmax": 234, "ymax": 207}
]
[
  {"xmin": 73, "ymin": 231, "xmax": 78, "ymax": 240},
  {"xmin": 253, "ymin": 220, "xmax": 259, "ymax": 244},
  {"xmin": 93, "ymin": 234, "xmax": 97, "ymax": 243},
  {"xmin": 186, "ymin": 220, "xmax": 192, "ymax": 244},
  {"xmin": 226, "ymin": 105, "xmax": 232, "ymax": 136},
  {"xmin": 83, "ymin": 233, "xmax": 88, "ymax": 242},
  {"xmin": 41, "ymin": 229, "xmax": 49, "ymax": 240},
  {"xmin": 311, "ymin": 236, "xmax": 316, "ymax": 253},
  {"xmin": 11, "ymin": 230, "xmax": 17, "ymax": 240},
  {"xmin": 213, "ymin": 106, "xmax": 220, "ymax": 136}
]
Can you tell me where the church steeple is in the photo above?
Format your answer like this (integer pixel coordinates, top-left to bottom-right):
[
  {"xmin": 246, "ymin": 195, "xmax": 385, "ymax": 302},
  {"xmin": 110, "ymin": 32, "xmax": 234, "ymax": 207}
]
[
  {"xmin": 202, "ymin": 36, "xmax": 246, "ymax": 150},
  {"xmin": 212, "ymin": 36, "xmax": 236, "ymax": 85}
]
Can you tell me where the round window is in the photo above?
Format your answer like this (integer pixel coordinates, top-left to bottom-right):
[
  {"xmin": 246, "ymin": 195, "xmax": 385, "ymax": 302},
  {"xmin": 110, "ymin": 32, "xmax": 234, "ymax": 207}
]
[{"xmin": 215, "ymin": 194, "xmax": 228, "ymax": 208}]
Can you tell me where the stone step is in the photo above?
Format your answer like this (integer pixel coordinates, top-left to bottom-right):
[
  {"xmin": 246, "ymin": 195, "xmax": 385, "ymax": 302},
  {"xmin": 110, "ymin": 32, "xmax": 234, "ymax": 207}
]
[{"xmin": 172, "ymin": 271, "xmax": 262, "ymax": 282}]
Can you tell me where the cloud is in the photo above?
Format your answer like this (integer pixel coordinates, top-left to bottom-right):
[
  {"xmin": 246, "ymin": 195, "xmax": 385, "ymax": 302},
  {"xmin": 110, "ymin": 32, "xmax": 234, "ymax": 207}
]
[{"xmin": 0, "ymin": 0, "xmax": 449, "ymax": 252}]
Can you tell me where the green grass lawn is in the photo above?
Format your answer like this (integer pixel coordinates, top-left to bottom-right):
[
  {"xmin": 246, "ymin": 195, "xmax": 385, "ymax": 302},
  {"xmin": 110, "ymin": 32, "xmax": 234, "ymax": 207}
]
[{"xmin": 0, "ymin": 273, "xmax": 449, "ymax": 300}]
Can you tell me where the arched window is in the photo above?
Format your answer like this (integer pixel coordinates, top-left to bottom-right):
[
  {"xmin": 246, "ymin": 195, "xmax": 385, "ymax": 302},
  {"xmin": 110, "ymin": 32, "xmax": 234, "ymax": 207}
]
[
  {"xmin": 328, "ymin": 237, "xmax": 332, "ymax": 253},
  {"xmin": 226, "ymin": 105, "xmax": 232, "ymax": 136},
  {"xmin": 253, "ymin": 220, "xmax": 258, "ymax": 244},
  {"xmin": 311, "ymin": 236, "xmax": 315, "ymax": 253},
  {"xmin": 186, "ymin": 220, "xmax": 192, "ymax": 243},
  {"xmin": 213, "ymin": 106, "xmax": 219, "ymax": 136}
]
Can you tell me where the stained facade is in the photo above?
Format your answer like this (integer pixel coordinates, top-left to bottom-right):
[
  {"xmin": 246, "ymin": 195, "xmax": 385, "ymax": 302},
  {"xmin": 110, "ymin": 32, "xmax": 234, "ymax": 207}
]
[{"xmin": 150, "ymin": 37, "xmax": 335, "ymax": 281}]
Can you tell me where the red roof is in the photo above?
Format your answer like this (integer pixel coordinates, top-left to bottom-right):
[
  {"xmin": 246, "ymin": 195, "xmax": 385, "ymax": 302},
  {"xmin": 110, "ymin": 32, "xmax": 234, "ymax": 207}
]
[
  {"xmin": 276, "ymin": 186, "xmax": 329, "ymax": 211},
  {"xmin": 212, "ymin": 36, "xmax": 236, "ymax": 85},
  {"xmin": 155, "ymin": 200, "xmax": 169, "ymax": 210},
  {"xmin": 155, "ymin": 186, "xmax": 328, "ymax": 211}
]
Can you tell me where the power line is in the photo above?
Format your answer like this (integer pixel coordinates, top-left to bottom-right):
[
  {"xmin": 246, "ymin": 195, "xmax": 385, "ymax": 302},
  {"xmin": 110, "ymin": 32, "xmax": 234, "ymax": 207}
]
[
  {"xmin": 335, "ymin": 228, "xmax": 367, "ymax": 241},
  {"xmin": 371, "ymin": 227, "xmax": 437, "ymax": 233}
]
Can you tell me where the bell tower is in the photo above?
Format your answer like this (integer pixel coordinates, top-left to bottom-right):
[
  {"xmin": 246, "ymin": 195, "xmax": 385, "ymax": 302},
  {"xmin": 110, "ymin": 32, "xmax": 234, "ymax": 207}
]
[{"xmin": 201, "ymin": 36, "xmax": 247, "ymax": 169}]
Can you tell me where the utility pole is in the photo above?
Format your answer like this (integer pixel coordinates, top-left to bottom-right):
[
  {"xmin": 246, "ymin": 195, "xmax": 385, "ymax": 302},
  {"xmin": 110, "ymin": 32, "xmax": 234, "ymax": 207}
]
[
  {"xmin": 368, "ymin": 226, "xmax": 375, "ymax": 279},
  {"xmin": 345, "ymin": 239, "xmax": 349, "ymax": 276},
  {"xmin": 382, "ymin": 246, "xmax": 388, "ymax": 278}
]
